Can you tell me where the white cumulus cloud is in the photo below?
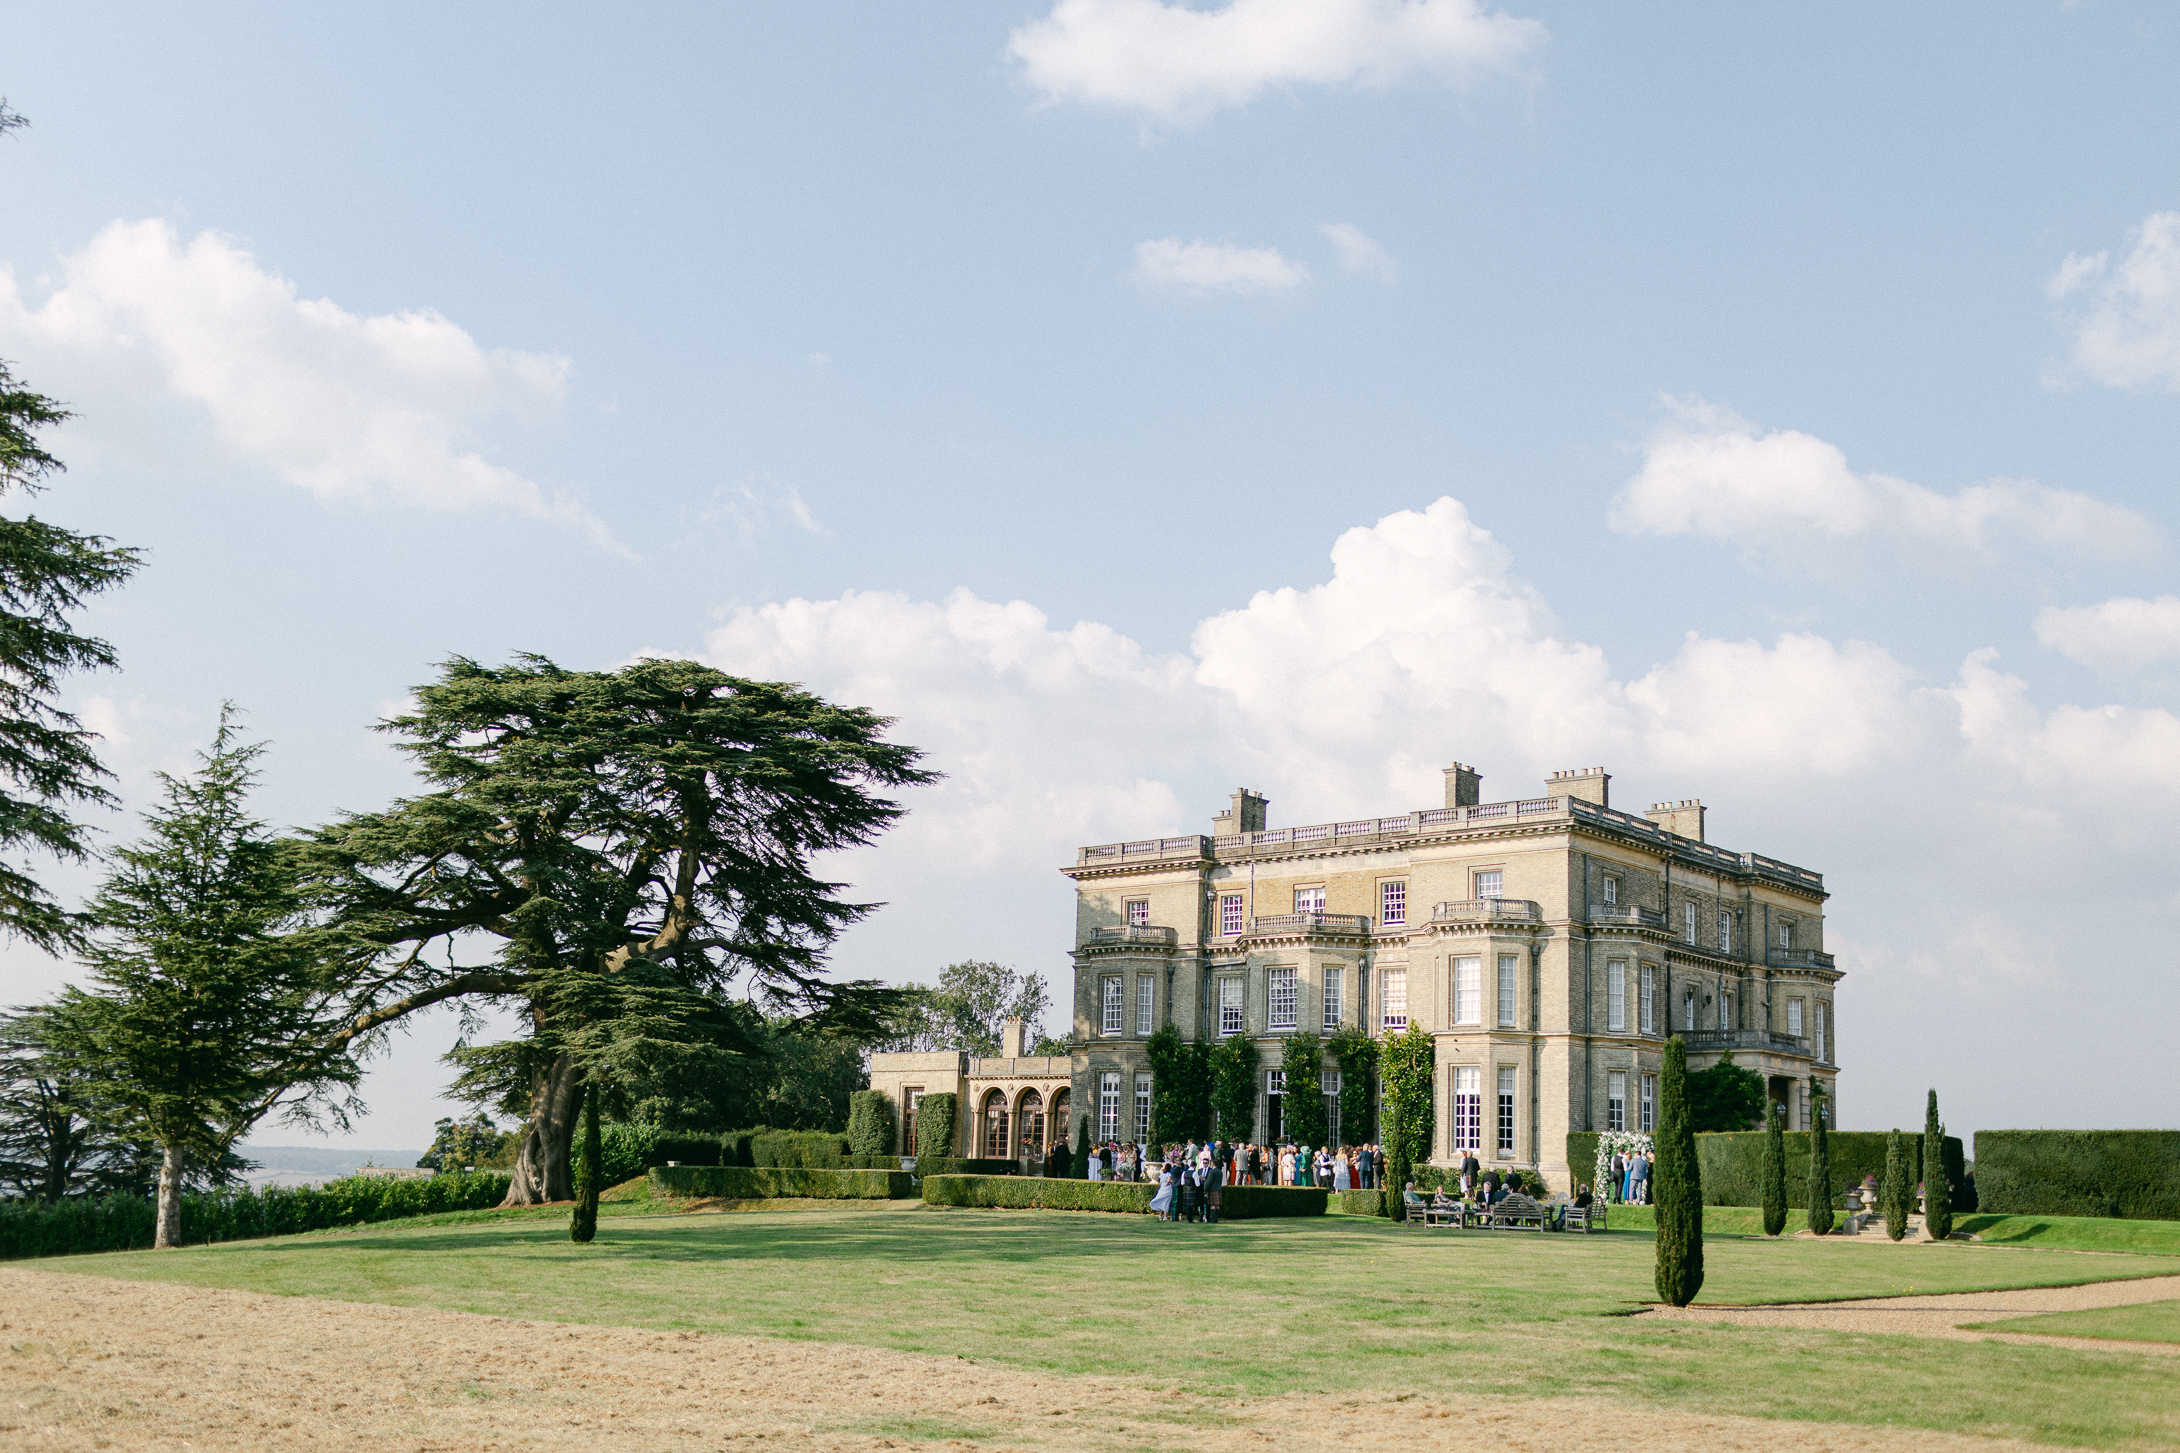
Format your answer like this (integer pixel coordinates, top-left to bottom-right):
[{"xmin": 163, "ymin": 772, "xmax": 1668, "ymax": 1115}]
[
  {"xmin": 1009, "ymin": 0, "xmax": 1545, "ymax": 124},
  {"xmin": 1134, "ymin": 237, "xmax": 1309, "ymax": 293},
  {"xmin": 2049, "ymin": 211, "xmax": 2180, "ymax": 391},
  {"xmin": 2035, "ymin": 595, "xmax": 2180, "ymax": 673},
  {"xmin": 1322, "ymin": 222, "xmax": 1399, "ymax": 279},
  {"xmin": 0, "ymin": 219, "xmax": 617, "ymax": 547},
  {"xmin": 1609, "ymin": 399, "xmax": 2155, "ymax": 565}
]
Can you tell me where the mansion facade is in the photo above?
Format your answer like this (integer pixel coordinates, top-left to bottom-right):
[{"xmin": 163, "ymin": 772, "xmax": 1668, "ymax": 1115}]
[{"xmin": 870, "ymin": 761, "xmax": 1839, "ymax": 1193}]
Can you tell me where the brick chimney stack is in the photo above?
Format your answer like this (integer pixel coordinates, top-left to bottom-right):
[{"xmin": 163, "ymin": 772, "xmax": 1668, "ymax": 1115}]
[
  {"xmin": 1547, "ymin": 767, "xmax": 1611, "ymax": 808},
  {"xmin": 1212, "ymin": 788, "xmax": 1269, "ymax": 837},
  {"xmin": 1443, "ymin": 761, "xmax": 1482, "ymax": 808}
]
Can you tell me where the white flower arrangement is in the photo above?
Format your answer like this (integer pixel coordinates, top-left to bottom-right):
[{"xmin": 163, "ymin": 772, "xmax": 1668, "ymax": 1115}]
[{"xmin": 1593, "ymin": 1130, "xmax": 1654, "ymax": 1201}]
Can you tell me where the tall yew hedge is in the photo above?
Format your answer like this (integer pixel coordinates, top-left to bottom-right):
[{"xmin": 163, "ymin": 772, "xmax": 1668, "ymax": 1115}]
[{"xmin": 1974, "ymin": 1131, "xmax": 2180, "ymax": 1220}]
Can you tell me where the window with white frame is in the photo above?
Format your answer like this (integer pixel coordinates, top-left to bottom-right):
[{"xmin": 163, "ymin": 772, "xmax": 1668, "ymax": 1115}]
[
  {"xmin": 1322, "ymin": 1069, "xmax": 1341, "ymax": 1146},
  {"xmin": 1719, "ymin": 909, "xmax": 1734, "ymax": 954},
  {"xmin": 1683, "ymin": 986, "xmax": 1696, "ymax": 1032},
  {"xmin": 1640, "ymin": 965, "xmax": 1657, "ymax": 1035},
  {"xmin": 1497, "ymin": 954, "xmax": 1518, "ymax": 1027},
  {"xmin": 1475, "ymin": 869, "xmax": 1503, "ymax": 900},
  {"xmin": 1294, "ymin": 885, "xmax": 1325, "ymax": 914},
  {"xmin": 1381, "ymin": 968, "xmax": 1408, "ymax": 1030},
  {"xmin": 1779, "ymin": 921, "xmax": 1794, "ymax": 950},
  {"xmin": 1786, "ymin": 997, "xmax": 1804, "ymax": 1037},
  {"xmin": 1100, "ymin": 975, "xmax": 1123, "ymax": 1035},
  {"xmin": 1380, "ymin": 879, "xmax": 1406, "ymax": 926},
  {"xmin": 1322, "ymin": 965, "xmax": 1343, "ymax": 1031},
  {"xmin": 1097, "ymin": 1072, "xmax": 1120, "ymax": 1140},
  {"xmin": 1134, "ymin": 1074, "xmax": 1152, "ymax": 1143},
  {"xmin": 1815, "ymin": 1001, "xmax": 1828, "ymax": 1061},
  {"xmin": 1640, "ymin": 1072, "xmax": 1656, "ymax": 1133},
  {"xmin": 1136, "ymin": 975, "xmax": 1154, "ymax": 1035},
  {"xmin": 1220, "ymin": 894, "xmax": 1244, "ymax": 937},
  {"xmin": 1453, "ymin": 1066, "xmax": 1481, "ymax": 1151},
  {"xmin": 1357, "ymin": 964, "xmax": 1369, "ymax": 1029},
  {"xmin": 1125, "ymin": 898, "xmax": 1149, "ymax": 928},
  {"xmin": 1218, "ymin": 977, "xmax": 1243, "ymax": 1037},
  {"xmin": 1607, "ymin": 1069, "xmax": 1627, "ymax": 1132},
  {"xmin": 1269, "ymin": 966, "xmax": 1297, "ymax": 1030},
  {"xmin": 1685, "ymin": 902, "xmax": 1698, "ymax": 945},
  {"xmin": 1267, "ymin": 1068, "xmax": 1286, "ymax": 1135},
  {"xmin": 1607, "ymin": 961, "xmax": 1627, "ymax": 1033},
  {"xmin": 1453, "ymin": 956, "xmax": 1482, "ymax": 1025},
  {"xmin": 1496, "ymin": 1065, "xmax": 1516, "ymax": 1152},
  {"xmin": 1719, "ymin": 991, "xmax": 1732, "ymax": 1031},
  {"xmin": 1603, "ymin": 875, "xmax": 1619, "ymax": 906}
]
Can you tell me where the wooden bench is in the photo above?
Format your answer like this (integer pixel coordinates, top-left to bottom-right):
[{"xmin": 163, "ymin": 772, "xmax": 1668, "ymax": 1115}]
[
  {"xmin": 1560, "ymin": 1201, "xmax": 1607, "ymax": 1233},
  {"xmin": 1473, "ymin": 1192, "xmax": 1550, "ymax": 1230}
]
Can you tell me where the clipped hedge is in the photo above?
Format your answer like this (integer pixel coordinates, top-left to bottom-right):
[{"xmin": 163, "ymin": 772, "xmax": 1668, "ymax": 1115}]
[
  {"xmin": 648, "ymin": 1165, "xmax": 913, "ymax": 1200},
  {"xmin": 1332, "ymin": 1188, "xmax": 1388, "ymax": 1216},
  {"xmin": 922, "ymin": 1175, "xmax": 1153, "ymax": 1212},
  {"xmin": 750, "ymin": 1130, "xmax": 855, "ymax": 1168},
  {"xmin": 1974, "ymin": 1131, "xmax": 2180, "ymax": 1221},
  {"xmin": 0, "ymin": 1171, "xmax": 513, "ymax": 1261},
  {"xmin": 847, "ymin": 1090, "xmax": 896, "ymax": 1158},
  {"xmin": 917, "ymin": 1093, "xmax": 958, "ymax": 1159},
  {"xmin": 1222, "ymin": 1185, "xmax": 1328, "ymax": 1219},
  {"xmin": 1567, "ymin": 1130, "xmax": 1964, "ymax": 1208}
]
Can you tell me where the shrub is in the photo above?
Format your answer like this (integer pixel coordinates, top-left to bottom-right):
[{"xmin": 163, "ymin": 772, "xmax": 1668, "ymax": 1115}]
[
  {"xmin": 751, "ymin": 1130, "xmax": 854, "ymax": 1168},
  {"xmin": 648, "ymin": 1165, "xmax": 912, "ymax": 1200},
  {"xmin": 917, "ymin": 1094, "xmax": 958, "ymax": 1160},
  {"xmin": 1973, "ymin": 1131, "xmax": 2180, "ymax": 1220},
  {"xmin": 847, "ymin": 1090, "xmax": 895, "ymax": 1158},
  {"xmin": 1211, "ymin": 1035, "xmax": 1260, "ymax": 1142},
  {"xmin": 0, "ymin": 1171, "xmax": 514, "ymax": 1260},
  {"xmin": 1880, "ymin": 1129, "xmax": 1910, "ymax": 1241},
  {"xmin": 1074, "ymin": 1111, "xmax": 1091, "ymax": 1178},
  {"xmin": 1807, "ymin": 1085, "xmax": 1834, "ymax": 1236},
  {"xmin": 1280, "ymin": 1030, "xmax": 1328, "ymax": 1151},
  {"xmin": 1924, "ymin": 1091, "xmax": 1952, "ymax": 1240},
  {"xmin": 1328, "ymin": 1026, "xmax": 1379, "ymax": 1147},
  {"xmin": 1760, "ymin": 1100, "xmax": 1788, "ymax": 1237},
  {"xmin": 923, "ymin": 1175, "xmax": 1152, "ymax": 1212},
  {"xmin": 1332, "ymin": 1188, "xmax": 1387, "ymax": 1217},
  {"xmin": 1652, "ymin": 1037, "xmax": 1703, "ymax": 1307},
  {"xmin": 1218, "ymin": 1185, "xmax": 1327, "ymax": 1219},
  {"xmin": 1380, "ymin": 1025, "xmax": 1436, "ymax": 1221},
  {"xmin": 1565, "ymin": 1128, "xmax": 1965, "ymax": 1209}
]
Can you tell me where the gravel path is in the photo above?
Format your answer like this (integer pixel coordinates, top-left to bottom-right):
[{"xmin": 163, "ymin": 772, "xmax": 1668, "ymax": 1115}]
[
  {"xmin": 2, "ymin": 1266, "xmax": 2047, "ymax": 1453},
  {"xmin": 1641, "ymin": 1272, "xmax": 2180, "ymax": 1355}
]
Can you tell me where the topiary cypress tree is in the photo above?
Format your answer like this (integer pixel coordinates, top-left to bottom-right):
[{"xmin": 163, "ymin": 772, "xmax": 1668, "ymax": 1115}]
[
  {"xmin": 570, "ymin": 1083, "xmax": 599, "ymax": 1243},
  {"xmin": 1923, "ymin": 1089, "xmax": 1952, "ymax": 1241},
  {"xmin": 1760, "ymin": 1097, "xmax": 1788, "ymax": 1237},
  {"xmin": 1652, "ymin": 1037, "xmax": 1704, "ymax": 1306},
  {"xmin": 1075, "ymin": 1112, "xmax": 1093, "ymax": 1178},
  {"xmin": 1806, "ymin": 1082, "xmax": 1834, "ymax": 1236},
  {"xmin": 1880, "ymin": 1129, "xmax": 1910, "ymax": 1240}
]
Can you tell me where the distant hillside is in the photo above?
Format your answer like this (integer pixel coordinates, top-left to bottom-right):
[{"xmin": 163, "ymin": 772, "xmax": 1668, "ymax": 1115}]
[{"xmin": 235, "ymin": 1145, "xmax": 428, "ymax": 1188}]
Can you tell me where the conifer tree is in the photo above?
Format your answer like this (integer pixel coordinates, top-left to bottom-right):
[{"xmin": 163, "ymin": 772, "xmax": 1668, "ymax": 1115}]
[
  {"xmin": 1923, "ymin": 1089, "xmax": 1952, "ymax": 1241},
  {"xmin": 1881, "ymin": 1128, "xmax": 1910, "ymax": 1240},
  {"xmin": 1760, "ymin": 1097, "xmax": 1788, "ymax": 1237},
  {"xmin": 570, "ymin": 1082, "xmax": 599, "ymax": 1243},
  {"xmin": 1074, "ymin": 1112, "xmax": 1092, "ymax": 1178},
  {"xmin": 1653, "ymin": 1036, "xmax": 1704, "ymax": 1306},
  {"xmin": 1806, "ymin": 1082, "xmax": 1834, "ymax": 1236}
]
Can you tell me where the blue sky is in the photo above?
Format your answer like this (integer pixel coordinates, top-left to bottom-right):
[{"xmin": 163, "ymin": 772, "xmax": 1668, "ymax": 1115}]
[{"xmin": 2, "ymin": 2, "xmax": 2177, "ymax": 1149}]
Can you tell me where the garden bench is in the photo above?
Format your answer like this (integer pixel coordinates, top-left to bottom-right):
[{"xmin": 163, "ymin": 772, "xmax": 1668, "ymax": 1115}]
[
  {"xmin": 1559, "ymin": 1201, "xmax": 1606, "ymax": 1233},
  {"xmin": 1473, "ymin": 1192, "xmax": 1550, "ymax": 1230}
]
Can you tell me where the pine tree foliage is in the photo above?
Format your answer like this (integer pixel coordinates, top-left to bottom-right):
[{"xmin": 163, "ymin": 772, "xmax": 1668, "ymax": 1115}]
[
  {"xmin": 0, "ymin": 1001, "xmax": 157, "ymax": 1199},
  {"xmin": 1881, "ymin": 1128, "xmax": 1911, "ymax": 1240},
  {"xmin": 1923, "ymin": 1089, "xmax": 1952, "ymax": 1241},
  {"xmin": 1760, "ymin": 1097, "xmax": 1788, "ymax": 1237},
  {"xmin": 57, "ymin": 714, "xmax": 361, "ymax": 1248},
  {"xmin": 570, "ymin": 1083, "xmax": 599, "ymax": 1243},
  {"xmin": 1806, "ymin": 1082, "xmax": 1835, "ymax": 1236},
  {"xmin": 1653, "ymin": 1036, "xmax": 1704, "ymax": 1306},
  {"xmin": 0, "ymin": 361, "xmax": 142, "ymax": 951},
  {"xmin": 298, "ymin": 656, "xmax": 933, "ymax": 1203}
]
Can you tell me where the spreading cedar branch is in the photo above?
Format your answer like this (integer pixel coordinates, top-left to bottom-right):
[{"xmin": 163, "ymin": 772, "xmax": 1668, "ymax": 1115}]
[{"xmin": 292, "ymin": 655, "xmax": 935, "ymax": 1200}]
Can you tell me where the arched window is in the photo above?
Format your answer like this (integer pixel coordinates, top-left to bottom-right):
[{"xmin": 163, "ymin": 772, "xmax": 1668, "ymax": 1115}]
[
  {"xmin": 1050, "ymin": 1089, "xmax": 1070, "ymax": 1149},
  {"xmin": 1018, "ymin": 1089, "xmax": 1045, "ymax": 1151},
  {"xmin": 982, "ymin": 1088, "xmax": 1010, "ymax": 1159}
]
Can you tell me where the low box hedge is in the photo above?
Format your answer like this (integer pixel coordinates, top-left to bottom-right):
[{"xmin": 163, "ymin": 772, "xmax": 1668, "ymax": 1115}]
[
  {"xmin": 1331, "ymin": 1188, "xmax": 1387, "ymax": 1217},
  {"xmin": 923, "ymin": 1174, "xmax": 1151, "ymax": 1212},
  {"xmin": 1567, "ymin": 1130, "xmax": 1964, "ymax": 1208},
  {"xmin": 1222, "ymin": 1185, "xmax": 1328, "ymax": 1219},
  {"xmin": 648, "ymin": 1165, "xmax": 913, "ymax": 1200},
  {"xmin": 1974, "ymin": 1131, "xmax": 2180, "ymax": 1221}
]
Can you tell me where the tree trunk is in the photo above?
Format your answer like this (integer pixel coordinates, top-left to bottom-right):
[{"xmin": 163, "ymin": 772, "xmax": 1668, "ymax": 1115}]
[
  {"xmin": 154, "ymin": 1141, "xmax": 184, "ymax": 1249},
  {"xmin": 503, "ymin": 1053, "xmax": 583, "ymax": 1205}
]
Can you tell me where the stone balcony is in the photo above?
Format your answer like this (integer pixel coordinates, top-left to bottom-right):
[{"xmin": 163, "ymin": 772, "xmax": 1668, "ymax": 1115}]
[
  {"xmin": 1590, "ymin": 903, "xmax": 1668, "ymax": 929},
  {"xmin": 1681, "ymin": 1028, "xmax": 1810, "ymax": 1056},
  {"xmin": 1766, "ymin": 947, "xmax": 1837, "ymax": 970},
  {"xmin": 1246, "ymin": 911, "xmax": 1372, "ymax": 935},
  {"xmin": 1085, "ymin": 924, "xmax": 1178, "ymax": 946},
  {"xmin": 1432, "ymin": 897, "xmax": 1544, "ymax": 923}
]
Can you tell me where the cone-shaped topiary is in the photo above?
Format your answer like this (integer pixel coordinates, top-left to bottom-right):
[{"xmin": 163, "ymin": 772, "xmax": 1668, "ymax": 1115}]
[
  {"xmin": 1881, "ymin": 1129, "xmax": 1910, "ymax": 1240},
  {"xmin": 1075, "ymin": 1112, "xmax": 1093, "ymax": 1178},
  {"xmin": 1806, "ymin": 1082, "xmax": 1835, "ymax": 1236},
  {"xmin": 1923, "ymin": 1089, "xmax": 1952, "ymax": 1241},
  {"xmin": 1653, "ymin": 1037, "xmax": 1705, "ymax": 1306},
  {"xmin": 916, "ymin": 1092, "xmax": 957, "ymax": 1161},
  {"xmin": 570, "ymin": 1083, "xmax": 600, "ymax": 1244},
  {"xmin": 1760, "ymin": 1097, "xmax": 1788, "ymax": 1237}
]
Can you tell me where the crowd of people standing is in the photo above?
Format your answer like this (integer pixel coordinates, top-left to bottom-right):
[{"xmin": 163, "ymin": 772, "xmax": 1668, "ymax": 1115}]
[{"xmin": 1064, "ymin": 1138, "xmax": 1386, "ymax": 1221}]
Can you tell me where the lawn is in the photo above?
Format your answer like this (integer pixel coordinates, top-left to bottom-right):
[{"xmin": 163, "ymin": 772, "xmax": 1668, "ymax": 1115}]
[
  {"xmin": 41, "ymin": 1205, "xmax": 2180, "ymax": 1449},
  {"xmin": 1966, "ymin": 1299, "xmax": 2180, "ymax": 1346}
]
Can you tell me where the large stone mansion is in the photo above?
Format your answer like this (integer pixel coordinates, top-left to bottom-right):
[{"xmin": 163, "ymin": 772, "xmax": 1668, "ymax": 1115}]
[{"xmin": 869, "ymin": 762, "xmax": 1838, "ymax": 1193}]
